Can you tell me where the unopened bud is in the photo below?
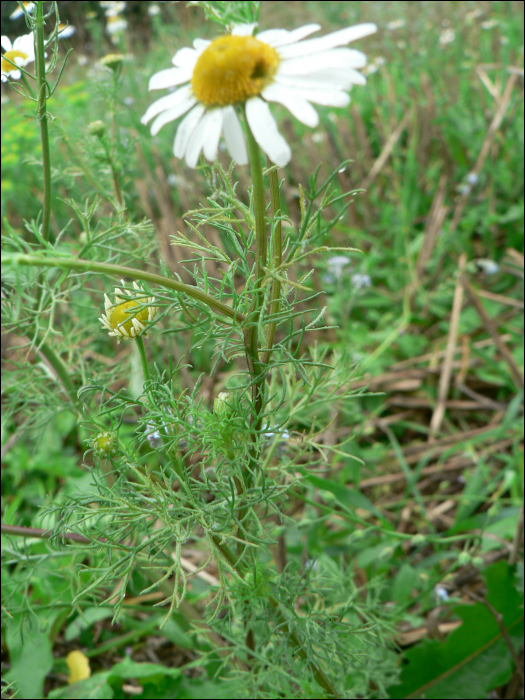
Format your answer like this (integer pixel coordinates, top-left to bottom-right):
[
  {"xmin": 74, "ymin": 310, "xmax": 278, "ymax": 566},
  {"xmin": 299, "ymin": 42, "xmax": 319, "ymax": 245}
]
[
  {"xmin": 90, "ymin": 431, "xmax": 118, "ymax": 459},
  {"xmin": 100, "ymin": 53, "xmax": 124, "ymax": 72},
  {"xmin": 457, "ymin": 551, "xmax": 472, "ymax": 566},
  {"xmin": 87, "ymin": 120, "xmax": 106, "ymax": 138},
  {"xmin": 214, "ymin": 391, "xmax": 234, "ymax": 418}
]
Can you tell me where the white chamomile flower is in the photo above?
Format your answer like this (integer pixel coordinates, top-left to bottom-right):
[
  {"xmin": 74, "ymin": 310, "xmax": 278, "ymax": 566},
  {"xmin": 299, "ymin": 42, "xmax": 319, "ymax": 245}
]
[
  {"xmin": 10, "ymin": 2, "xmax": 35, "ymax": 20},
  {"xmin": 106, "ymin": 15, "xmax": 128, "ymax": 36},
  {"xmin": 100, "ymin": 0, "xmax": 127, "ymax": 16},
  {"xmin": 1, "ymin": 33, "xmax": 35, "ymax": 81},
  {"xmin": 141, "ymin": 22, "xmax": 377, "ymax": 168},
  {"xmin": 99, "ymin": 280, "xmax": 158, "ymax": 343}
]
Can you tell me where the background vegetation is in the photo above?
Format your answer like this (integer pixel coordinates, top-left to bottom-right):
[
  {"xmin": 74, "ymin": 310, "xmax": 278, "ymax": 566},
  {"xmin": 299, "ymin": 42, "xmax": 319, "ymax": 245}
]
[{"xmin": 1, "ymin": 1, "xmax": 523, "ymax": 698}]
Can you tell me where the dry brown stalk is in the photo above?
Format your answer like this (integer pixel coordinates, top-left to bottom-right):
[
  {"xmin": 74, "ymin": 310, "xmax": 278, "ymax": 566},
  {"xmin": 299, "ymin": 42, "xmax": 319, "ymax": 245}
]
[
  {"xmin": 392, "ymin": 334, "xmax": 513, "ymax": 369},
  {"xmin": 429, "ymin": 253, "xmax": 468, "ymax": 440},
  {"xmin": 475, "ymin": 289, "xmax": 524, "ymax": 310},
  {"xmin": 460, "ymin": 275, "xmax": 524, "ymax": 390},
  {"xmin": 359, "ymin": 437, "xmax": 515, "ymax": 489},
  {"xmin": 361, "ymin": 109, "xmax": 411, "ymax": 190}
]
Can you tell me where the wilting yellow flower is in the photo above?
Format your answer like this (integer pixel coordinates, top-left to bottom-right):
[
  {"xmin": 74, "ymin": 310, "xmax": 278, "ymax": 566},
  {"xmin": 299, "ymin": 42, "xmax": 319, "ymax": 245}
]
[
  {"xmin": 99, "ymin": 280, "xmax": 158, "ymax": 343},
  {"xmin": 66, "ymin": 650, "xmax": 91, "ymax": 684}
]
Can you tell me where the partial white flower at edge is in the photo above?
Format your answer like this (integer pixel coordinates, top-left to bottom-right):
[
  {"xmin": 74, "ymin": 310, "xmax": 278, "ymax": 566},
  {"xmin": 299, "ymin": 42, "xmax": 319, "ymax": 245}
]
[
  {"xmin": 10, "ymin": 1, "xmax": 35, "ymax": 20},
  {"xmin": 1, "ymin": 33, "xmax": 36, "ymax": 81},
  {"xmin": 141, "ymin": 21, "xmax": 377, "ymax": 168},
  {"xmin": 262, "ymin": 423, "xmax": 290, "ymax": 442}
]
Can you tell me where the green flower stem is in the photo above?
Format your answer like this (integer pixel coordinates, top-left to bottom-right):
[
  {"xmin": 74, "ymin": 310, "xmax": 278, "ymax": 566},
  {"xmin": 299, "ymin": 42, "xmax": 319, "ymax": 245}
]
[
  {"xmin": 3, "ymin": 254, "xmax": 245, "ymax": 324},
  {"xmin": 34, "ymin": 1, "xmax": 52, "ymax": 242},
  {"xmin": 135, "ymin": 335, "xmax": 151, "ymax": 384},
  {"xmin": 109, "ymin": 69, "xmax": 123, "ymax": 208},
  {"xmin": 261, "ymin": 159, "xmax": 282, "ymax": 366},
  {"xmin": 243, "ymin": 116, "xmax": 267, "ymax": 429},
  {"xmin": 244, "ymin": 112, "xmax": 267, "ymax": 294}
]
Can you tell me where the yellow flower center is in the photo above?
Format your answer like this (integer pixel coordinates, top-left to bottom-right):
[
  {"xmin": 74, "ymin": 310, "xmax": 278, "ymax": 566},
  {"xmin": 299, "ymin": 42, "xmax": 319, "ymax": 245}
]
[
  {"xmin": 1, "ymin": 50, "xmax": 28, "ymax": 73},
  {"xmin": 191, "ymin": 35, "xmax": 280, "ymax": 107},
  {"xmin": 108, "ymin": 299, "xmax": 151, "ymax": 335}
]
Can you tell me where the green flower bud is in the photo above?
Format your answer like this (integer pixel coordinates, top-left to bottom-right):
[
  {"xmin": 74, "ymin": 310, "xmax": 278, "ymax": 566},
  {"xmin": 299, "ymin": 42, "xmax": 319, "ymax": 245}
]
[
  {"xmin": 100, "ymin": 53, "xmax": 124, "ymax": 72},
  {"xmin": 214, "ymin": 391, "xmax": 234, "ymax": 418},
  {"xmin": 457, "ymin": 551, "xmax": 471, "ymax": 566},
  {"xmin": 90, "ymin": 431, "xmax": 118, "ymax": 459},
  {"xmin": 87, "ymin": 120, "xmax": 106, "ymax": 137},
  {"xmin": 472, "ymin": 556, "xmax": 484, "ymax": 568}
]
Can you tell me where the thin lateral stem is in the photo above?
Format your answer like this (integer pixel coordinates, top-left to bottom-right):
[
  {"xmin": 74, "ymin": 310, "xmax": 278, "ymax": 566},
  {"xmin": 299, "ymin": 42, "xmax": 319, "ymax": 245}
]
[{"xmin": 4, "ymin": 254, "xmax": 245, "ymax": 324}]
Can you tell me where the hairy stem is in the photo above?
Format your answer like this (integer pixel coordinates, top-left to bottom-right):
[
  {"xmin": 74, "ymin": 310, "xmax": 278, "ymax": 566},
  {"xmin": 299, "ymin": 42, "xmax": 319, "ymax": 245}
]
[
  {"xmin": 135, "ymin": 335, "xmax": 151, "ymax": 385},
  {"xmin": 34, "ymin": 2, "xmax": 51, "ymax": 242},
  {"xmin": 3, "ymin": 254, "xmax": 245, "ymax": 324},
  {"xmin": 243, "ymin": 118, "xmax": 267, "ymax": 433}
]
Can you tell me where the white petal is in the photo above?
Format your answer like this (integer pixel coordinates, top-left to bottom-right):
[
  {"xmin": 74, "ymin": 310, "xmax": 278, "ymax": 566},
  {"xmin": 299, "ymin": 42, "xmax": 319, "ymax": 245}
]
[
  {"xmin": 245, "ymin": 97, "xmax": 291, "ymax": 167},
  {"xmin": 17, "ymin": 34, "xmax": 34, "ymax": 53},
  {"xmin": 149, "ymin": 95, "xmax": 196, "ymax": 136},
  {"xmin": 185, "ymin": 110, "xmax": 215, "ymax": 168},
  {"xmin": 203, "ymin": 109, "xmax": 224, "ymax": 162},
  {"xmin": 222, "ymin": 106, "xmax": 248, "ymax": 165},
  {"xmin": 172, "ymin": 46, "xmax": 200, "ymax": 69},
  {"xmin": 193, "ymin": 38, "xmax": 211, "ymax": 50},
  {"xmin": 174, "ymin": 104, "xmax": 206, "ymax": 160},
  {"xmin": 232, "ymin": 23, "xmax": 257, "ymax": 37},
  {"xmin": 141, "ymin": 84, "xmax": 193, "ymax": 124},
  {"xmin": 279, "ymin": 48, "xmax": 367, "ymax": 75},
  {"xmin": 278, "ymin": 23, "xmax": 377, "ymax": 59},
  {"xmin": 254, "ymin": 29, "xmax": 289, "ymax": 46},
  {"xmin": 275, "ymin": 72, "xmax": 356, "ymax": 92},
  {"xmin": 262, "ymin": 83, "xmax": 319, "ymax": 127},
  {"xmin": 278, "ymin": 83, "xmax": 350, "ymax": 108},
  {"xmin": 149, "ymin": 66, "xmax": 192, "ymax": 90},
  {"xmin": 309, "ymin": 67, "xmax": 366, "ymax": 88},
  {"xmin": 1, "ymin": 36, "xmax": 13, "ymax": 51},
  {"xmin": 257, "ymin": 24, "xmax": 321, "ymax": 47}
]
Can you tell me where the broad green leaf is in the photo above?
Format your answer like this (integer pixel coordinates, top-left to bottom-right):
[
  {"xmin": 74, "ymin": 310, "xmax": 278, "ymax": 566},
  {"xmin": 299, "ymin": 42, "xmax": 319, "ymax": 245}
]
[
  {"xmin": 3, "ymin": 615, "xmax": 54, "ymax": 700},
  {"xmin": 386, "ymin": 561, "xmax": 524, "ymax": 699}
]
